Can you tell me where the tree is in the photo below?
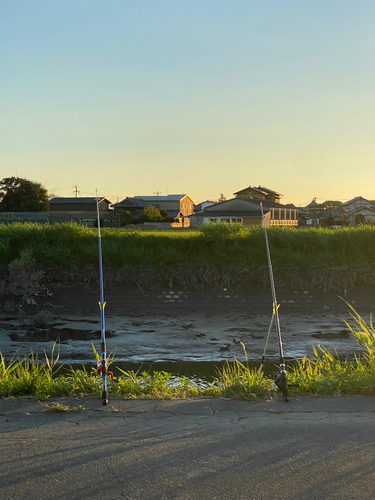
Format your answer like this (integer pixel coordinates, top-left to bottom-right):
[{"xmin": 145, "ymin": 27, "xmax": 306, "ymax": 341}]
[
  {"xmin": 335, "ymin": 213, "xmax": 350, "ymax": 227},
  {"xmin": 0, "ymin": 177, "xmax": 49, "ymax": 212},
  {"xmin": 218, "ymin": 193, "xmax": 226, "ymax": 203},
  {"xmin": 139, "ymin": 206, "xmax": 164, "ymax": 223},
  {"xmin": 322, "ymin": 200, "xmax": 342, "ymax": 209},
  {"xmin": 355, "ymin": 214, "xmax": 365, "ymax": 226},
  {"xmin": 120, "ymin": 210, "xmax": 133, "ymax": 226},
  {"xmin": 320, "ymin": 215, "xmax": 335, "ymax": 227}
]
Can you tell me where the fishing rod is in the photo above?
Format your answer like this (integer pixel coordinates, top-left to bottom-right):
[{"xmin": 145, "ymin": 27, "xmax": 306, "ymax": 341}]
[
  {"xmin": 96, "ymin": 192, "xmax": 109, "ymax": 405},
  {"xmin": 258, "ymin": 303, "xmax": 278, "ymax": 373},
  {"xmin": 259, "ymin": 202, "xmax": 289, "ymax": 401}
]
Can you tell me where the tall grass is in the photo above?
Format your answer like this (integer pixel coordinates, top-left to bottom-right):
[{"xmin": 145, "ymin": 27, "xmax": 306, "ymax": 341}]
[
  {"xmin": 2, "ymin": 223, "xmax": 375, "ymax": 289},
  {"xmin": 210, "ymin": 342, "xmax": 273, "ymax": 400},
  {"xmin": 289, "ymin": 303, "xmax": 375, "ymax": 396}
]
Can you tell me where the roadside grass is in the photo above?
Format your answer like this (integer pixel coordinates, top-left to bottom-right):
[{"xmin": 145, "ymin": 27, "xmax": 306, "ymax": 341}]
[
  {"xmin": 208, "ymin": 342, "xmax": 274, "ymax": 400},
  {"xmin": 2, "ymin": 223, "xmax": 375, "ymax": 290},
  {"xmin": 288, "ymin": 302, "xmax": 375, "ymax": 396},
  {"xmin": 3, "ymin": 305, "xmax": 375, "ymax": 400}
]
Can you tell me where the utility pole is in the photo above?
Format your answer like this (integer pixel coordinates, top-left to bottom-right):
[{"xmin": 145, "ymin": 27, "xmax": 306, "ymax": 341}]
[
  {"xmin": 73, "ymin": 186, "xmax": 79, "ymax": 198},
  {"xmin": 153, "ymin": 190, "xmax": 162, "ymax": 196}
]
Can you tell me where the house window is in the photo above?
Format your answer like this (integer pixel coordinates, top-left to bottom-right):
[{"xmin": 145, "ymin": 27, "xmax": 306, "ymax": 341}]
[{"xmin": 209, "ymin": 218, "xmax": 218, "ymax": 223}]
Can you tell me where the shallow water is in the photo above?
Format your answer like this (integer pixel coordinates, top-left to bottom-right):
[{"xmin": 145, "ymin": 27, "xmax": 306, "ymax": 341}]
[{"xmin": 67, "ymin": 359, "xmax": 287, "ymax": 386}]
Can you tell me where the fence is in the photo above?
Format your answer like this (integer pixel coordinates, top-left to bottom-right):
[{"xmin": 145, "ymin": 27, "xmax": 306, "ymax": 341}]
[{"xmin": 0, "ymin": 211, "xmax": 122, "ymax": 226}]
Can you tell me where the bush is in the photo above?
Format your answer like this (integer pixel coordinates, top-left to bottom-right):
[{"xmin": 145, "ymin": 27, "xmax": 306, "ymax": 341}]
[
  {"xmin": 120, "ymin": 210, "xmax": 133, "ymax": 226},
  {"xmin": 139, "ymin": 206, "xmax": 164, "ymax": 223}
]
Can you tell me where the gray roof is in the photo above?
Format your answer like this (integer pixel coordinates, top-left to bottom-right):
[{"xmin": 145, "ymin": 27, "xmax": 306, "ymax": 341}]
[
  {"xmin": 306, "ymin": 198, "xmax": 324, "ymax": 208},
  {"xmin": 233, "ymin": 185, "xmax": 282, "ymax": 196},
  {"xmin": 325, "ymin": 209, "xmax": 344, "ymax": 217},
  {"xmin": 111, "ymin": 197, "xmax": 148, "ymax": 209},
  {"xmin": 195, "ymin": 197, "xmax": 289, "ymax": 217},
  {"xmin": 133, "ymin": 195, "xmax": 188, "ymax": 202},
  {"xmin": 346, "ymin": 206, "xmax": 375, "ymax": 215},
  {"xmin": 342, "ymin": 196, "xmax": 372, "ymax": 206},
  {"xmin": 49, "ymin": 197, "xmax": 111, "ymax": 204},
  {"xmin": 197, "ymin": 210, "xmax": 262, "ymax": 217}
]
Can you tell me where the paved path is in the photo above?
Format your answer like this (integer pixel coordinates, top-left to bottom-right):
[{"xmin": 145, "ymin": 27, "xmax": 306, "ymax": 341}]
[{"xmin": 1, "ymin": 395, "xmax": 375, "ymax": 499}]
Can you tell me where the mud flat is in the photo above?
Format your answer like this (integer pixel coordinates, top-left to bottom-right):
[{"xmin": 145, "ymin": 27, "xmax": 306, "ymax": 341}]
[{"xmin": 1, "ymin": 283, "xmax": 375, "ymax": 366}]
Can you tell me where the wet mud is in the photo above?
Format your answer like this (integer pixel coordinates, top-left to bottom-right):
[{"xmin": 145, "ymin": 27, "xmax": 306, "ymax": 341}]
[{"xmin": 1, "ymin": 283, "xmax": 375, "ymax": 365}]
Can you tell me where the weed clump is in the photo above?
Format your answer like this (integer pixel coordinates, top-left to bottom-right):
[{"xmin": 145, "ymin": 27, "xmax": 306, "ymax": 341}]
[{"xmin": 289, "ymin": 303, "xmax": 375, "ymax": 396}]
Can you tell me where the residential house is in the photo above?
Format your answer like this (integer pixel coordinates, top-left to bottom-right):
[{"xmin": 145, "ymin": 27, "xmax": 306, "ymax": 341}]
[
  {"xmin": 112, "ymin": 194, "xmax": 194, "ymax": 221},
  {"xmin": 304, "ymin": 198, "xmax": 326, "ymax": 226},
  {"xmin": 302, "ymin": 196, "xmax": 375, "ymax": 227},
  {"xmin": 49, "ymin": 197, "xmax": 112, "ymax": 212},
  {"xmin": 234, "ymin": 185, "xmax": 282, "ymax": 204},
  {"xmin": 110, "ymin": 197, "xmax": 148, "ymax": 219},
  {"xmin": 190, "ymin": 198, "xmax": 298, "ymax": 227},
  {"xmin": 342, "ymin": 196, "xmax": 373, "ymax": 213},
  {"xmin": 342, "ymin": 197, "xmax": 375, "ymax": 226}
]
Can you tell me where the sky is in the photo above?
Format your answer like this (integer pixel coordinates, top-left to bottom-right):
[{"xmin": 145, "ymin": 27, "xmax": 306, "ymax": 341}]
[{"xmin": 1, "ymin": 0, "xmax": 375, "ymax": 206}]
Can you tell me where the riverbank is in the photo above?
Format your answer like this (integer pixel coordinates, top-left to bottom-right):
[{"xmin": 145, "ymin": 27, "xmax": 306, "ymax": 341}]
[{"xmin": 1, "ymin": 282, "xmax": 374, "ymax": 365}]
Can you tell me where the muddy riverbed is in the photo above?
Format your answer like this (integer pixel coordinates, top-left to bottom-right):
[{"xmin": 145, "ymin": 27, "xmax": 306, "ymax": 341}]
[{"xmin": 1, "ymin": 283, "xmax": 375, "ymax": 368}]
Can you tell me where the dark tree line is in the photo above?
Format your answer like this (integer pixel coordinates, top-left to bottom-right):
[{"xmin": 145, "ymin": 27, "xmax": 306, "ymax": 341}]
[{"xmin": 0, "ymin": 177, "xmax": 49, "ymax": 212}]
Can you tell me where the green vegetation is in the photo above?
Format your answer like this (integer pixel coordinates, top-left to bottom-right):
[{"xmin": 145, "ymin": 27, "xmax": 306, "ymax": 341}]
[
  {"xmin": 322, "ymin": 200, "xmax": 342, "ymax": 210},
  {"xmin": 0, "ymin": 177, "xmax": 49, "ymax": 212},
  {"xmin": 139, "ymin": 206, "xmax": 169, "ymax": 223},
  {"xmin": 289, "ymin": 303, "xmax": 375, "ymax": 396},
  {"xmin": 1, "ymin": 222, "xmax": 375, "ymax": 290},
  {"xmin": 2, "ymin": 306, "xmax": 375, "ymax": 401}
]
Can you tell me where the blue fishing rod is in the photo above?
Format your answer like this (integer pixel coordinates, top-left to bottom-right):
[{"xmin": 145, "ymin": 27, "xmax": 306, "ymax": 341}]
[
  {"xmin": 260, "ymin": 202, "xmax": 289, "ymax": 401},
  {"xmin": 96, "ymin": 193, "xmax": 108, "ymax": 405}
]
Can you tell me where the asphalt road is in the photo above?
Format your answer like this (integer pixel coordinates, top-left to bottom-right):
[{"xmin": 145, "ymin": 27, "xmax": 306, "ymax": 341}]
[{"xmin": 1, "ymin": 395, "xmax": 375, "ymax": 500}]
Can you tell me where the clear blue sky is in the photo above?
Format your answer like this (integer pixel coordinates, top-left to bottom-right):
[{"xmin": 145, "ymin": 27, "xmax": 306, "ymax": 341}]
[{"xmin": 1, "ymin": 0, "xmax": 375, "ymax": 205}]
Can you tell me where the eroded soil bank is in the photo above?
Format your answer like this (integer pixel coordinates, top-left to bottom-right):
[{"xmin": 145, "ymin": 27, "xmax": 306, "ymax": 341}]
[{"xmin": 1, "ymin": 282, "xmax": 375, "ymax": 366}]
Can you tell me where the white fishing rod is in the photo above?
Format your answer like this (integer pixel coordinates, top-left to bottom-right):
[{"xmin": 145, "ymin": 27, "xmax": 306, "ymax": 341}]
[{"xmin": 260, "ymin": 202, "xmax": 288, "ymax": 401}]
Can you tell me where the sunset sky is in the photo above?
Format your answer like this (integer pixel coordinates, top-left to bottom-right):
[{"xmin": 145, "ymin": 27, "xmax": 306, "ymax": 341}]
[{"xmin": 1, "ymin": 1, "xmax": 375, "ymax": 206}]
